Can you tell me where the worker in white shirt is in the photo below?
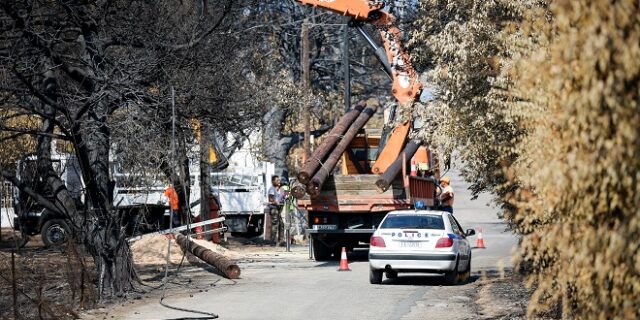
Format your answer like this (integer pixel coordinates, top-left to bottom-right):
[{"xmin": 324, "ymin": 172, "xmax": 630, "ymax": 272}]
[{"xmin": 439, "ymin": 176, "xmax": 454, "ymax": 214}]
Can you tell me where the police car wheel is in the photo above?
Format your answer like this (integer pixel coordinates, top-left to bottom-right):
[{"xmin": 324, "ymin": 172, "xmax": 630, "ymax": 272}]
[
  {"xmin": 444, "ymin": 256, "xmax": 460, "ymax": 285},
  {"xmin": 369, "ymin": 268, "xmax": 383, "ymax": 284}
]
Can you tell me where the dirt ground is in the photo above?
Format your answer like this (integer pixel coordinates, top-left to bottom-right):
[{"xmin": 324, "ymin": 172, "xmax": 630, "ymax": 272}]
[
  {"xmin": 0, "ymin": 228, "xmax": 283, "ymax": 320},
  {"xmin": 0, "ymin": 229, "xmax": 92, "ymax": 319}
]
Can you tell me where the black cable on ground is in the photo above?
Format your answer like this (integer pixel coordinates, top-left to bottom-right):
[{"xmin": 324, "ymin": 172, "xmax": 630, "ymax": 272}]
[{"xmin": 157, "ymin": 179, "xmax": 219, "ymax": 319}]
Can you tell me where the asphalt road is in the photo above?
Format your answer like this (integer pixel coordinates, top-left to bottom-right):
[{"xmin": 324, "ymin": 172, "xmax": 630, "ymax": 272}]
[{"xmin": 104, "ymin": 168, "xmax": 518, "ymax": 320}]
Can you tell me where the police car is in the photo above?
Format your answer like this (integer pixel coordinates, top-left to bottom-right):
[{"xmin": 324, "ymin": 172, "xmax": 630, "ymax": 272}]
[{"xmin": 368, "ymin": 209, "xmax": 475, "ymax": 285}]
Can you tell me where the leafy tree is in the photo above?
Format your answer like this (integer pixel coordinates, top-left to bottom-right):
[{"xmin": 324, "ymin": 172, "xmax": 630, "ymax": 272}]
[{"xmin": 412, "ymin": 0, "xmax": 639, "ymax": 317}]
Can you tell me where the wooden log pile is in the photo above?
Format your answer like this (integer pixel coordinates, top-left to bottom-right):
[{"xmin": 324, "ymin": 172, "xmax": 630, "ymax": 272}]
[
  {"xmin": 293, "ymin": 98, "xmax": 419, "ymax": 198},
  {"xmin": 307, "ymin": 103, "xmax": 379, "ymax": 196},
  {"xmin": 297, "ymin": 103, "xmax": 365, "ymax": 184}
]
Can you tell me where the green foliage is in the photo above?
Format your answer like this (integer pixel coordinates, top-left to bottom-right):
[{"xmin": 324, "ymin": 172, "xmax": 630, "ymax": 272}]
[
  {"xmin": 411, "ymin": 0, "xmax": 529, "ymax": 202},
  {"xmin": 413, "ymin": 0, "xmax": 639, "ymax": 318},
  {"xmin": 512, "ymin": 1, "xmax": 640, "ymax": 317}
]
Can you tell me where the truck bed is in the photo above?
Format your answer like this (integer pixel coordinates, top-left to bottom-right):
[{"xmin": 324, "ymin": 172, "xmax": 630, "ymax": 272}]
[{"xmin": 296, "ymin": 174, "xmax": 411, "ymax": 213}]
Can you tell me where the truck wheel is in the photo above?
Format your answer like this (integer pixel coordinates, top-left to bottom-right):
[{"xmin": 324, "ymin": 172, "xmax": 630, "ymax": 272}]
[
  {"xmin": 41, "ymin": 219, "xmax": 70, "ymax": 248},
  {"xmin": 333, "ymin": 246, "xmax": 343, "ymax": 260},
  {"xmin": 313, "ymin": 239, "xmax": 331, "ymax": 261},
  {"xmin": 444, "ymin": 257, "xmax": 460, "ymax": 285},
  {"xmin": 369, "ymin": 268, "xmax": 383, "ymax": 284}
]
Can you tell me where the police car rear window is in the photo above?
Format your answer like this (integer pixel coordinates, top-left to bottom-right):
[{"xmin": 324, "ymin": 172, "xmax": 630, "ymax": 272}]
[{"xmin": 380, "ymin": 215, "xmax": 445, "ymax": 230}]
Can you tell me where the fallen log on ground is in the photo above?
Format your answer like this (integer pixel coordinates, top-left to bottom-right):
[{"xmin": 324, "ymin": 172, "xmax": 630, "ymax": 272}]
[
  {"xmin": 375, "ymin": 140, "xmax": 421, "ymax": 193},
  {"xmin": 175, "ymin": 233, "xmax": 241, "ymax": 279},
  {"xmin": 307, "ymin": 103, "xmax": 379, "ymax": 196},
  {"xmin": 297, "ymin": 103, "xmax": 365, "ymax": 184}
]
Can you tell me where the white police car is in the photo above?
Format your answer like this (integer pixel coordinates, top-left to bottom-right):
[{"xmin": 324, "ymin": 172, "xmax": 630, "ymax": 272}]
[{"xmin": 369, "ymin": 209, "xmax": 475, "ymax": 284}]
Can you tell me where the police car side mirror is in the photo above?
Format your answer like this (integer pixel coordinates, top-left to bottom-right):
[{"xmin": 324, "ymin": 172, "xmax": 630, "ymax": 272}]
[{"xmin": 465, "ymin": 229, "xmax": 476, "ymax": 237}]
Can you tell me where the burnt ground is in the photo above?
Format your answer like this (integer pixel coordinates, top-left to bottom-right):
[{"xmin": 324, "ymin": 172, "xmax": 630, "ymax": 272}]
[
  {"xmin": 471, "ymin": 270, "xmax": 561, "ymax": 320},
  {"xmin": 0, "ymin": 229, "xmax": 95, "ymax": 319},
  {"xmin": 473, "ymin": 271, "xmax": 533, "ymax": 319},
  {"xmin": 0, "ymin": 230, "xmax": 257, "ymax": 320}
]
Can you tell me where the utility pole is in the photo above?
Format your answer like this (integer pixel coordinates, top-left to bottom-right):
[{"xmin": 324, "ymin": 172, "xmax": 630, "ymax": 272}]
[
  {"xmin": 343, "ymin": 19, "xmax": 351, "ymax": 112},
  {"xmin": 302, "ymin": 19, "xmax": 311, "ymax": 160}
]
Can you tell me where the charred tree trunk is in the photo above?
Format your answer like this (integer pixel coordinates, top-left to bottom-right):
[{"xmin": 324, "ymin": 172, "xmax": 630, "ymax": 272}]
[
  {"xmin": 81, "ymin": 102, "xmax": 136, "ymax": 297},
  {"xmin": 68, "ymin": 13, "xmax": 136, "ymax": 297},
  {"xmin": 36, "ymin": 69, "xmax": 80, "ymax": 226},
  {"xmin": 263, "ymin": 106, "xmax": 290, "ymax": 178}
]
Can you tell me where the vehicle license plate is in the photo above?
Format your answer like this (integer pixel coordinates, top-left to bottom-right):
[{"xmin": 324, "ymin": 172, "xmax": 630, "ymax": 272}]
[
  {"xmin": 313, "ymin": 224, "xmax": 338, "ymax": 230},
  {"xmin": 400, "ymin": 241, "xmax": 421, "ymax": 248}
]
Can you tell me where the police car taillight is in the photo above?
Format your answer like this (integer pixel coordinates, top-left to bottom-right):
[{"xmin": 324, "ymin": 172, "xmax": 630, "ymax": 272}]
[
  {"xmin": 435, "ymin": 237, "xmax": 453, "ymax": 248},
  {"xmin": 370, "ymin": 236, "xmax": 386, "ymax": 248}
]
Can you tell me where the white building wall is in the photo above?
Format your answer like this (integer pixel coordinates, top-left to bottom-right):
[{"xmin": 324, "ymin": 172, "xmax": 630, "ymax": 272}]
[{"xmin": 1, "ymin": 180, "xmax": 15, "ymax": 228}]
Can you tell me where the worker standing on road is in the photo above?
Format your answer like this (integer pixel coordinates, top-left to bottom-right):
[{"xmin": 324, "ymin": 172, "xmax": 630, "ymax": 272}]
[
  {"xmin": 280, "ymin": 182, "xmax": 295, "ymax": 247},
  {"xmin": 267, "ymin": 175, "xmax": 285, "ymax": 244},
  {"xmin": 439, "ymin": 176, "xmax": 454, "ymax": 214},
  {"xmin": 162, "ymin": 184, "xmax": 180, "ymax": 228}
]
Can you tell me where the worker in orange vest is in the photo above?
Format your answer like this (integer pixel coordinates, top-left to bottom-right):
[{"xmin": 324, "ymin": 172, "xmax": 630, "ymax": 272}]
[{"xmin": 162, "ymin": 184, "xmax": 180, "ymax": 227}]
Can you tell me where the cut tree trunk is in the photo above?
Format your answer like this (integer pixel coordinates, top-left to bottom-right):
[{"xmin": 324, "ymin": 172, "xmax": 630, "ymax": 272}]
[
  {"xmin": 307, "ymin": 103, "xmax": 378, "ymax": 196},
  {"xmin": 297, "ymin": 103, "xmax": 364, "ymax": 184}
]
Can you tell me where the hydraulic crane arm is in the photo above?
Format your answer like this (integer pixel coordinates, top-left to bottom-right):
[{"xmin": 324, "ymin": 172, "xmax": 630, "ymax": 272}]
[
  {"xmin": 296, "ymin": 0, "xmax": 422, "ymax": 105},
  {"xmin": 295, "ymin": 0, "xmax": 422, "ymax": 173}
]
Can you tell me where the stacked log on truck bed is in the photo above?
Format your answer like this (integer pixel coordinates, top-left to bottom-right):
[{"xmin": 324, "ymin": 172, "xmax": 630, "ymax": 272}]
[
  {"xmin": 296, "ymin": 104, "xmax": 366, "ymax": 185},
  {"xmin": 295, "ymin": 98, "xmax": 424, "ymax": 199},
  {"xmin": 294, "ymin": 100, "xmax": 378, "ymax": 198}
]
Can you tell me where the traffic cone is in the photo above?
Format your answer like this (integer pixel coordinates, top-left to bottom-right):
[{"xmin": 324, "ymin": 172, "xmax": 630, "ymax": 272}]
[
  {"xmin": 475, "ymin": 227, "xmax": 486, "ymax": 249},
  {"xmin": 410, "ymin": 160, "xmax": 417, "ymax": 176},
  {"xmin": 338, "ymin": 247, "xmax": 351, "ymax": 271}
]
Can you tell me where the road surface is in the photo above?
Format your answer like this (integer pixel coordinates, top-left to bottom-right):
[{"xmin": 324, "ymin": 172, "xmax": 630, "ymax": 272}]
[{"xmin": 97, "ymin": 169, "xmax": 519, "ymax": 320}]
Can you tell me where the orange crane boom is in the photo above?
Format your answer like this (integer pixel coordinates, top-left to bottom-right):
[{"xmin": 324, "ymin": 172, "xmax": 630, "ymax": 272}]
[{"xmin": 294, "ymin": 0, "xmax": 422, "ymax": 174}]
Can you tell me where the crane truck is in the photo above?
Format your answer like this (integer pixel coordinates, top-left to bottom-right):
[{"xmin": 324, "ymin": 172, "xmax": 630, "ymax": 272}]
[{"xmin": 292, "ymin": 0, "xmax": 441, "ymax": 260}]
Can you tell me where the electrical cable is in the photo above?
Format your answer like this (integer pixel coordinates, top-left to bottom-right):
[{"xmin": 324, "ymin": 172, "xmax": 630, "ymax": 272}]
[{"xmin": 157, "ymin": 86, "xmax": 218, "ymax": 319}]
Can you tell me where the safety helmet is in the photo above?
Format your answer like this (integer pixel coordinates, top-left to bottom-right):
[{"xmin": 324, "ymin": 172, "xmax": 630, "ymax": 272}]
[{"xmin": 440, "ymin": 176, "xmax": 451, "ymax": 184}]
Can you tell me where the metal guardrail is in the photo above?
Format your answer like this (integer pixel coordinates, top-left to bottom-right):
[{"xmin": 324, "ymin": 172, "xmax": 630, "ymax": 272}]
[{"xmin": 127, "ymin": 216, "xmax": 226, "ymax": 242}]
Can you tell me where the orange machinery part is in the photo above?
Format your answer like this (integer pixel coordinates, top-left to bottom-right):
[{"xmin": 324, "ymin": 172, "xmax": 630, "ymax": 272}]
[
  {"xmin": 295, "ymin": 1, "xmax": 423, "ymax": 171},
  {"xmin": 296, "ymin": 0, "xmax": 382, "ymax": 20},
  {"xmin": 370, "ymin": 12, "xmax": 423, "ymax": 105},
  {"xmin": 412, "ymin": 146, "xmax": 429, "ymax": 164},
  {"xmin": 295, "ymin": 1, "xmax": 422, "ymax": 107},
  {"xmin": 371, "ymin": 121, "xmax": 410, "ymax": 174}
]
